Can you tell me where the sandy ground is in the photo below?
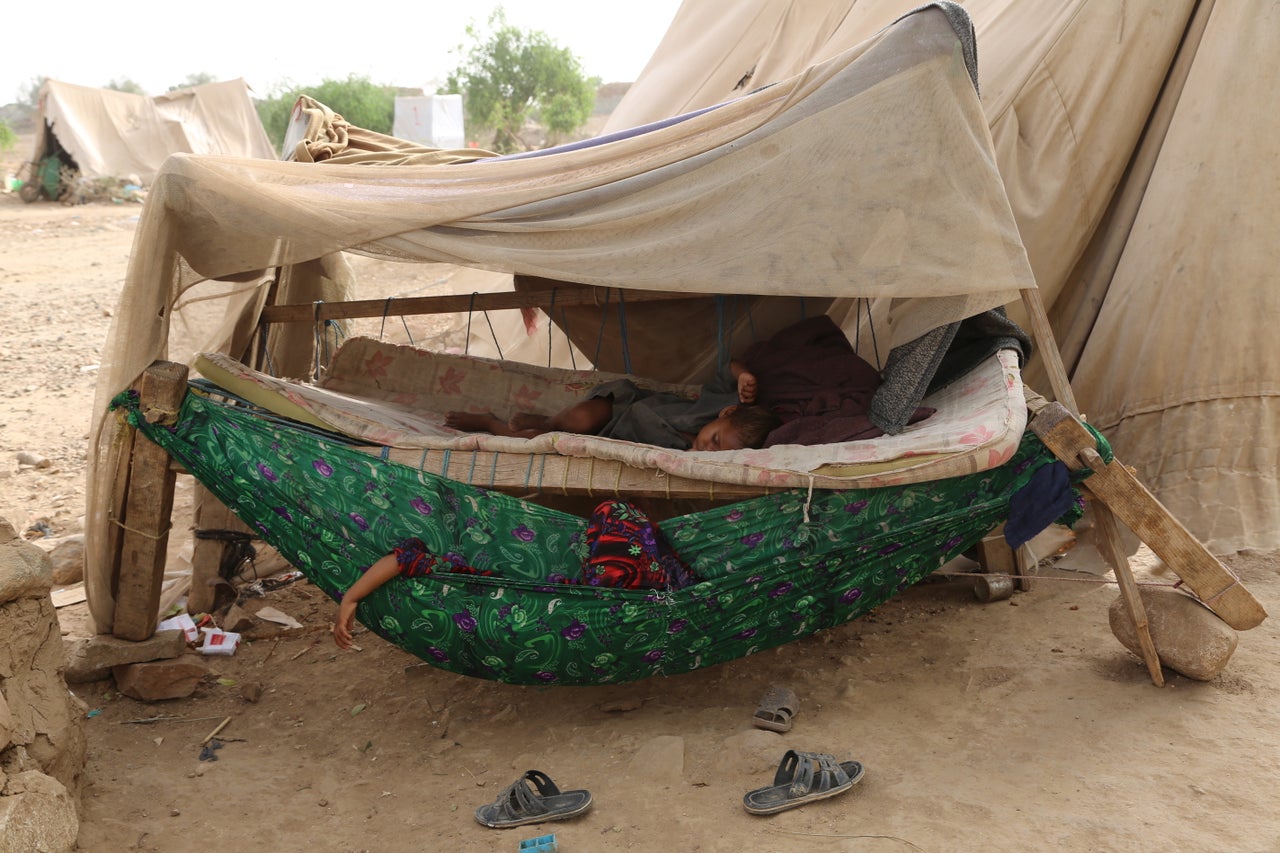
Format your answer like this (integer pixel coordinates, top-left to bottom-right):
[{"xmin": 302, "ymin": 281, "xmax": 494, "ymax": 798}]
[{"xmin": 2, "ymin": 166, "xmax": 1279, "ymax": 853}]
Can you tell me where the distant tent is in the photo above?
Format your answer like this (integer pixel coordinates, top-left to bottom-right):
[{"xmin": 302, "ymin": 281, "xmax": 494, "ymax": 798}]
[
  {"xmin": 607, "ymin": 0, "xmax": 1279, "ymax": 554},
  {"xmin": 24, "ymin": 79, "xmax": 275, "ymax": 193}
]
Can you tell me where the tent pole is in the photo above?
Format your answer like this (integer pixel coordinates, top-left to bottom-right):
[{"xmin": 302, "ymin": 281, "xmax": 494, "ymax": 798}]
[
  {"xmin": 111, "ymin": 360, "xmax": 189, "ymax": 642},
  {"xmin": 1019, "ymin": 288, "xmax": 1164, "ymax": 686}
]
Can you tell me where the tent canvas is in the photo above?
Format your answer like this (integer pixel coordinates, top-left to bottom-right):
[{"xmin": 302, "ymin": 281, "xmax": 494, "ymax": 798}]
[
  {"xmin": 87, "ymin": 4, "xmax": 1037, "ymax": 632},
  {"xmin": 27, "ymin": 78, "xmax": 275, "ymax": 186},
  {"xmin": 608, "ymin": 0, "xmax": 1279, "ymax": 554}
]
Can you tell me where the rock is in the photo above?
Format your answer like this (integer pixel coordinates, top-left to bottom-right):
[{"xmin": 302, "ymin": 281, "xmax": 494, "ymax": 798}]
[
  {"xmin": 45, "ymin": 536, "xmax": 85, "ymax": 586},
  {"xmin": 240, "ymin": 681, "xmax": 264, "ymax": 703},
  {"xmin": 63, "ymin": 631, "xmax": 188, "ymax": 684},
  {"xmin": 0, "ymin": 691, "xmax": 11, "ymax": 751},
  {"xmin": 221, "ymin": 604, "xmax": 258, "ymax": 634},
  {"xmin": 14, "ymin": 451, "xmax": 51, "ymax": 469},
  {"xmin": 0, "ymin": 525, "xmax": 53, "ymax": 605},
  {"xmin": 112, "ymin": 658, "xmax": 209, "ymax": 701},
  {"xmin": 0, "ymin": 771, "xmax": 79, "ymax": 853},
  {"xmin": 628, "ymin": 735, "xmax": 685, "ymax": 785},
  {"xmin": 1109, "ymin": 587, "xmax": 1238, "ymax": 681}
]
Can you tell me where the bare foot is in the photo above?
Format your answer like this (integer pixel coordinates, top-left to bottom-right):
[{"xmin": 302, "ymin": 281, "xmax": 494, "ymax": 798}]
[
  {"xmin": 737, "ymin": 370, "xmax": 758, "ymax": 404},
  {"xmin": 509, "ymin": 412, "xmax": 551, "ymax": 432},
  {"xmin": 445, "ymin": 411, "xmax": 503, "ymax": 433}
]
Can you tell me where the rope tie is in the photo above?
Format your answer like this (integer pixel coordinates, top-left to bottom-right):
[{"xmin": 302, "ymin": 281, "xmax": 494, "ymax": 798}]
[
  {"xmin": 803, "ymin": 476, "xmax": 815, "ymax": 524},
  {"xmin": 592, "ymin": 289, "xmax": 612, "ymax": 369},
  {"xmin": 1201, "ymin": 578, "xmax": 1240, "ymax": 604},
  {"xmin": 379, "ymin": 297, "xmax": 393, "ymax": 340},
  {"xmin": 108, "ymin": 512, "xmax": 172, "ymax": 540},
  {"xmin": 547, "ymin": 289, "xmax": 557, "ymax": 368},
  {"xmin": 312, "ymin": 300, "xmax": 324, "ymax": 380},
  {"xmin": 617, "ymin": 292, "xmax": 633, "ymax": 376},
  {"xmin": 464, "ymin": 293, "xmax": 476, "ymax": 355}
]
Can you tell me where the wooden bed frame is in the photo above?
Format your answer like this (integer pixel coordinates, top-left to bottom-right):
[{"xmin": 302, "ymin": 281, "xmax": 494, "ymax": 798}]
[{"xmin": 106, "ymin": 288, "xmax": 1267, "ymax": 687}]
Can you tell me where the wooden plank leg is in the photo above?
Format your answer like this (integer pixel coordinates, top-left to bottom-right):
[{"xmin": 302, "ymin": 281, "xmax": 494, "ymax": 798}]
[
  {"xmin": 1092, "ymin": 503, "xmax": 1165, "ymax": 686},
  {"xmin": 1031, "ymin": 402, "xmax": 1266, "ymax": 630},
  {"xmin": 973, "ymin": 526, "xmax": 1035, "ymax": 592},
  {"xmin": 189, "ymin": 484, "xmax": 254, "ymax": 614},
  {"xmin": 112, "ymin": 361, "xmax": 189, "ymax": 641}
]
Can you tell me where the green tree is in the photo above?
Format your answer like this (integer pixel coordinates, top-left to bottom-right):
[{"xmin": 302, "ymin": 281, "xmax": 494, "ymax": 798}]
[
  {"xmin": 442, "ymin": 9, "xmax": 596, "ymax": 153},
  {"xmin": 0, "ymin": 121, "xmax": 15, "ymax": 154},
  {"xmin": 169, "ymin": 72, "xmax": 219, "ymax": 92},
  {"xmin": 255, "ymin": 75, "xmax": 395, "ymax": 151},
  {"xmin": 105, "ymin": 78, "xmax": 146, "ymax": 95}
]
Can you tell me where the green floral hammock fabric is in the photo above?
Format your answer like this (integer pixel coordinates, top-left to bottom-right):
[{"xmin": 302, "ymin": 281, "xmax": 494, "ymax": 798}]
[{"xmin": 115, "ymin": 389, "xmax": 1094, "ymax": 686}]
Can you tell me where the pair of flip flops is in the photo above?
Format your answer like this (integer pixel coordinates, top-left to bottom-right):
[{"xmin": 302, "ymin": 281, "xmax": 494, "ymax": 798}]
[
  {"xmin": 475, "ymin": 769, "xmax": 593, "ymax": 829},
  {"xmin": 744, "ymin": 749, "xmax": 865, "ymax": 815}
]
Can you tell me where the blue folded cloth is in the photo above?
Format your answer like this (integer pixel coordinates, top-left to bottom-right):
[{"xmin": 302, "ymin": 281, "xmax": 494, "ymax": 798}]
[{"xmin": 1005, "ymin": 460, "xmax": 1074, "ymax": 549}]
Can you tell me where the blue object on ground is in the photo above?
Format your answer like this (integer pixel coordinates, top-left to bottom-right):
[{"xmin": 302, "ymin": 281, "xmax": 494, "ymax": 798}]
[{"xmin": 518, "ymin": 834, "xmax": 558, "ymax": 852}]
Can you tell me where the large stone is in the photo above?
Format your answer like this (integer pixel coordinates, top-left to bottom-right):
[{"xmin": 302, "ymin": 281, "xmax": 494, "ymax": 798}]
[
  {"xmin": 0, "ymin": 595, "xmax": 86, "ymax": 797},
  {"xmin": 45, "ymin": 536, "xmax": 85, "ymax": 587},
  {"xmin": 0, "ymin": 770, "xmax": 79, "ymax": 853},
  {"xmin": 0, "ymin": 692, "xmax": 11, "ymax": 751},
  {"xmin": 0, "ymin": 522, "xmax": 53, "ymax": 605},
  {"xmin": 113, "ymin": 658, "xmax": 209, "ymax": 701},
  {"xmin": 63, "ymin": 630, "xmax": 187, "ymax": 684},
  {"xmin": 1109, "ymin": 587, "xmax": 1238, "ymax": 681}
]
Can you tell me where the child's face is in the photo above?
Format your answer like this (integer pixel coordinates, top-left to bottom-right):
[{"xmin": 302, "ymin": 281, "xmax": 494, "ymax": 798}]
[{"xmin": 692, "ymin": 416, "xmax": 745, "ymax": 452}]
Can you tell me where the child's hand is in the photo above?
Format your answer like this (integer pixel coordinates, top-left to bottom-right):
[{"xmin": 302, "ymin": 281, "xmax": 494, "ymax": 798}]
[
  {"xmin": 333, "ymin": 600, "xmax": 358, "ymax": 649},
  {"xmin": 737, "ymin": 370, "xmax": 758, "ymax": 404}
]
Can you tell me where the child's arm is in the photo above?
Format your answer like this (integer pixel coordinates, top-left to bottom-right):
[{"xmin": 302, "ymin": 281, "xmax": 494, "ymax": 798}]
[
  {"xmin": 730, "ymin": 360, "xmax": 758, "ymax": 404},
  {"xmin": 333, "ymin": 553, "xmax": 401, "ymax": 649}
]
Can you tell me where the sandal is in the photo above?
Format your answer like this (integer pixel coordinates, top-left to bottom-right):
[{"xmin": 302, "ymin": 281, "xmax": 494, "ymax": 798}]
[
  {"xmin": 474, "ymin": 770, "xmax": 593, "ymax": 828},
  {"xmin": 743, "ymin": 749, "xmax": 864, "ymax": 815},
  {"xmin": 753, "ymin": 685, "xmax": 799, "ymax": 733}
]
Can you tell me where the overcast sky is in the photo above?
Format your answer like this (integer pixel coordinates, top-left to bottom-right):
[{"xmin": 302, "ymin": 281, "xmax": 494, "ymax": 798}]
[{"xmin": 1, "ymin": 1, "xmax": 684, "ymax": 104}]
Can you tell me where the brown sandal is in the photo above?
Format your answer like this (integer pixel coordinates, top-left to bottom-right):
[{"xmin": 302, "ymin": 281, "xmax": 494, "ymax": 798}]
[{"xmin": 752, "ymin": 685, "xmax": 799, "ymax": 733}]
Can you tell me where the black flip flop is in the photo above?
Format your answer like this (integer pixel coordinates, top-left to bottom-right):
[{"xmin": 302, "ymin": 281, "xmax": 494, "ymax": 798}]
[
  {"xmin": 474, "ymin": 770, "xmax": 593, "ymax": 828},
  {"xmin": 743, "ymin": 749, "xmax": 864, "ymax": 815}
]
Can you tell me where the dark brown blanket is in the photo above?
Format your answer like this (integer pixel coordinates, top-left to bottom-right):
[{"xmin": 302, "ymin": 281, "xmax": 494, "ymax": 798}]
[{"xmin": 743, "ymin": 315, "xmax": 933, "ymax": 447}]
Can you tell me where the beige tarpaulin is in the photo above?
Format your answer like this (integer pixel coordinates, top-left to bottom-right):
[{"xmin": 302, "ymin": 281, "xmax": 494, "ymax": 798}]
[
  {"xmin": 614, "ymin": 0, "xmax": 1279, "ymax": 554},
  {"xmin": 1072, "ymin": 0, "xmax": 1280, "ymax": 554},
  {"xmin": 87, "ymin": 5, "xmax": 1033, "ymax": 631},
  {"xmin": 32, "ymin": 79, "xmax": 275, "ymax": 184}
]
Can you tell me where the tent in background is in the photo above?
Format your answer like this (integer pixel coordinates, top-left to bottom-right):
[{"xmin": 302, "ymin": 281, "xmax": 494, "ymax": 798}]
[
  {"xmin": 24, "ymin": 78, "xmax": 274, "ymax": 191},
  {"xmin": 608, "ymin": 0, "xmax": 1278, "ymax": 554}
]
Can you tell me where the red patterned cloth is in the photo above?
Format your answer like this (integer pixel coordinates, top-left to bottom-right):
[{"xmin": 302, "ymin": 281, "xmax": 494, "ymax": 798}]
[
  {"xmin": 391, "ymin": 500, "xmax": 696, "ymax": 591},
  {"xmin": 578, "ymin": 499, "xmax": 698, "ymax": 590}
]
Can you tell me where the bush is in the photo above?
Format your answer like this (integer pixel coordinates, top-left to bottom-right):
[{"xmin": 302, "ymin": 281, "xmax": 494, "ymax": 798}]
[{"xmin": 255, "ymin": 75, "xmax": 395, "ymax": 151}]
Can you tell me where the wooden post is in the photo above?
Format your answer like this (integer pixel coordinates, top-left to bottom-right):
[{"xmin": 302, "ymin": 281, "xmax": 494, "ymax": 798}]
[
  {"xmin": 112, "ymin": 361, "xmax": 189, "ymax": 641},
  {"xmin": 1031, "ymin": 403, "xmax": 1266, "ymax": 631},
  {"xmin": 188, "ymin": 485, "xmax": 255, "ymax": 614},
  {"xmin": 973, "ymin": 525, "xmax": 1035, "ymax": 592}
]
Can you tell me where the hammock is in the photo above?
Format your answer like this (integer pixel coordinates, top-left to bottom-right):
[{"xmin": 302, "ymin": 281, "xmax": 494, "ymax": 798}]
[{"xmin": 113, "ymin": 387, "xmax": 1094, "ymax": 686}]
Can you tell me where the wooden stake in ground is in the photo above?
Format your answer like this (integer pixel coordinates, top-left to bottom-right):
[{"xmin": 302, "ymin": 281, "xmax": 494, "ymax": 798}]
[{"xmin": 202, "ymin": 716, "xmax": 232, "ymax": 745}]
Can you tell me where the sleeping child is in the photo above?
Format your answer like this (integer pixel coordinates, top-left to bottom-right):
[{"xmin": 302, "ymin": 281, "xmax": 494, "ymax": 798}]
[{"xmin": 445, "ymin": 358, "xmax": 781, "ymax": 451}]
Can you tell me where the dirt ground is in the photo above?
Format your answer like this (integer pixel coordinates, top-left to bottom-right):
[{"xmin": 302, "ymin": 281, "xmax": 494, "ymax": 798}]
[{"xmin": 2, "ymin": 155, "xmax": 1279, "ymax": 852}]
